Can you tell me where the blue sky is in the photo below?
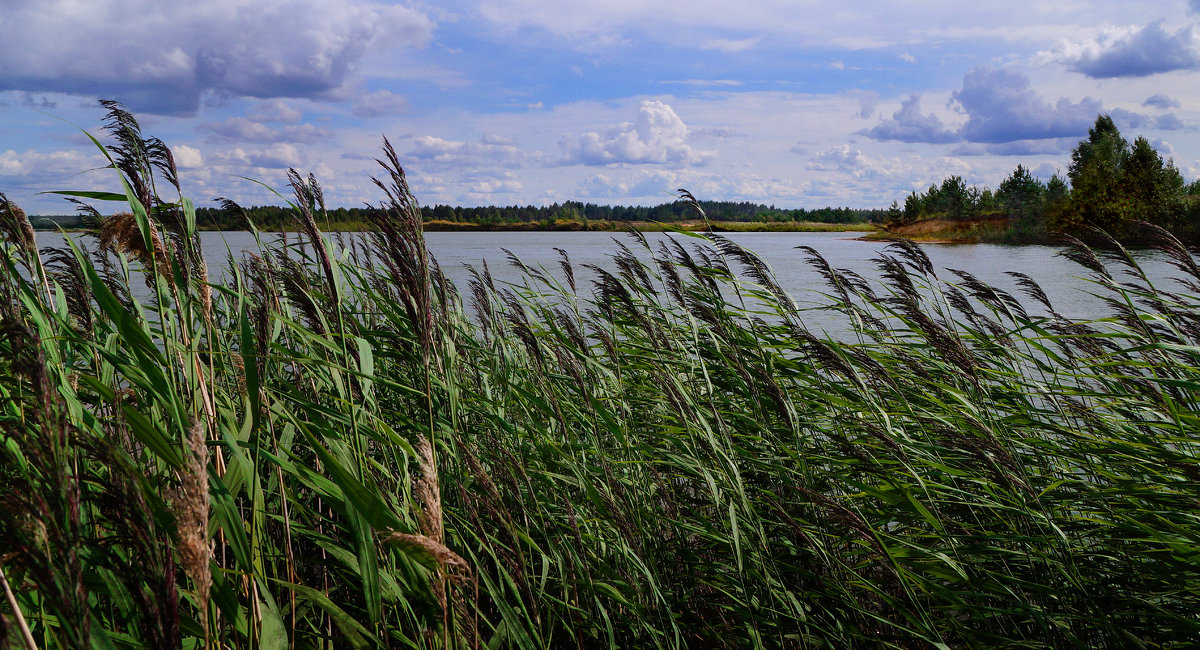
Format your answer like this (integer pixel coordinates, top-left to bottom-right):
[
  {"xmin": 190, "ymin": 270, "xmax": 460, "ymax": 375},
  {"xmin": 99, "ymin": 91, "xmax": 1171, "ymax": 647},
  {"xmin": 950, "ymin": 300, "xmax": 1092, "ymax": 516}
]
[{"xmin": 1, "ymin": 0, "xmax": 1198, "ymax": 213}]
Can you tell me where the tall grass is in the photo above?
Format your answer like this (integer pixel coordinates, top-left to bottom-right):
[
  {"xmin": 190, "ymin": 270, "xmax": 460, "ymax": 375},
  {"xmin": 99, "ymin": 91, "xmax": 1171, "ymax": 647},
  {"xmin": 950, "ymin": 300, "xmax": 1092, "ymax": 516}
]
[{"xmin": 1, "ymin": 106, "xmax": 1199, "ymax": 648}]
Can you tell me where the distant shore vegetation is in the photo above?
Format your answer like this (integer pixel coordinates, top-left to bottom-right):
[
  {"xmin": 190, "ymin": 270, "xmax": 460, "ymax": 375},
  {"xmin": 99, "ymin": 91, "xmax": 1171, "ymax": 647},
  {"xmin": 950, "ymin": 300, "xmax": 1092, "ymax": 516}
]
[
  {"xmin": 196, "ymin": 201, "xmax": 883, "ymax": 233},
  {"xmin": 880, "ymin": 114, "xmax": 1200, "ymax": 243},
  {"xmin": 31, "ymin": 200, "xmax": 886, "ymax": 232}
]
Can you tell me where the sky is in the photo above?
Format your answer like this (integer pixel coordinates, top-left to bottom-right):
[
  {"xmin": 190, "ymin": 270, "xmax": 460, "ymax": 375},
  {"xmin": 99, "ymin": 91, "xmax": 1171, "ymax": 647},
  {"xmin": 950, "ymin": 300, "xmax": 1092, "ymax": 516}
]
[{"xmin": 1, "ymin": 0, "xmax": 1199, "ymax": 214}]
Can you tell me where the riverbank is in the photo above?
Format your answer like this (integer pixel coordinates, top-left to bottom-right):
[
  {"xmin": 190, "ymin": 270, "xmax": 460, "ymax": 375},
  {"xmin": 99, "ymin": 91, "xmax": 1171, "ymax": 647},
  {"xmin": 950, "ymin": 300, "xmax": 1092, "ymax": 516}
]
[{"xmin": 861, "ymin": 216, "xmax": 1011, "ymax": 243}]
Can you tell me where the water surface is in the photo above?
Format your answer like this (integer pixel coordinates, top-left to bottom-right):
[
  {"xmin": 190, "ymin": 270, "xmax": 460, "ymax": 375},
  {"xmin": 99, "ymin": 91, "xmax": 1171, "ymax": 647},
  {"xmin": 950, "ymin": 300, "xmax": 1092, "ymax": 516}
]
[{"xmin": 34, "ymin": 230, "xmax": 1177, "ymax": 335}]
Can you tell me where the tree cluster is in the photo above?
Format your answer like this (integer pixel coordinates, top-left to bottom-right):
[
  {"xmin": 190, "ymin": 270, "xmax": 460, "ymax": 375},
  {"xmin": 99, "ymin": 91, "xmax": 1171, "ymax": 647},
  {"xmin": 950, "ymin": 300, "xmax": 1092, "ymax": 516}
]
[{"xmin": 887, "ymin": 115, "xmax": 1200, "ymax": 242}]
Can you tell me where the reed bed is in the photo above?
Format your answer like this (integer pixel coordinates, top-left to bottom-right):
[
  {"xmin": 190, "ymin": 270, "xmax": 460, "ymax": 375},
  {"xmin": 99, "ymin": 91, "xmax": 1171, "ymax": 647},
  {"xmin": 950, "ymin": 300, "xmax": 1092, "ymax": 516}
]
[{"xmin": 1, "ymin": 108, "xmax": 1199, "ymax": 649}]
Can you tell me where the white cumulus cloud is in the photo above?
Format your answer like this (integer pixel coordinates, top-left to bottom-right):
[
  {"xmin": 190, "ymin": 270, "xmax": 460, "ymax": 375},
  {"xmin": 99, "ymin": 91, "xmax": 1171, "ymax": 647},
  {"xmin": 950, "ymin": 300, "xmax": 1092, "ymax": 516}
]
[
  {"xmin": 173, "ymin": 145, "xmax": 205, "ymax": 169},
  {"xmin": 560, "ymin": 100, "xmax": 713, "ymax": 166},
  {"xmin": 1041, "ymin": 21, "xmax": 1200, "ymax": 78},
  {"xmin": 247, "ymin": 143, "xmax": 303, "ymax": 169},
  {"xmin": 408, "ymin": 133, "xmax": 531, "ymax": 169},
  {"xmin": 859, "ymin": 94, "xmax": 958, "ymax": 144}
]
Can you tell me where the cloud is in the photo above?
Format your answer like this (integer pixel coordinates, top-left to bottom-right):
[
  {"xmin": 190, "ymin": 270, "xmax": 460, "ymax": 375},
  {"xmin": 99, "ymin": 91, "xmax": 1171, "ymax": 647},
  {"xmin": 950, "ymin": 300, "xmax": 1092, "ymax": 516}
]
[
  {"xmin": 1143, "ymin": 93, "xmax": 1181, "ymax": 109},
  {"xmin": 1151, "ymin": 138, "xmax": 1177, "ymax": 158},
  {"xmin": 0, "ymin": 148, "xmax": 102, "ymax": 180},
  {"xmin": 0, "ymin": 149, "xmax": 111, "ymax": 203},
  {"xmin": 952, "ymin": 66, "xmax": 1100, "ymax": 143},
  {"xmin": 797, "ymin": 144, "xmax": 985, "ymax": 202},
  {"xmin": 408, "ymin": 133, "xmax": 529, "ymax": 168},
  {"xmin": 0, "ymin": 0, "xmax": 433, "ymax": 115},
  {"xmin": 559, "ymin": 100, "xmax": 713, "ymax": 166},
  {"xmin": 859, "ymin": 94, "xmax": 958, "ymax": 144},
  {"xmin": 1108, "ymin": 108, "xmax": 1186, "ymax": 132},
  {"xmin": 173, "ymin": 145, "xmax": 205, "ymax": 169},
  {"xmin": 1193, "ymin": 0, "xmax": 1200, "ymax": 14},
  {"xmin": 200, "ymin": 117, "xmax": 329, "ymax": 143},
  {"xmin": 578, "ymin": 169, "xmax": 809, "ymax": 203},
  {"xmin": 659, "ymin": 79, "xmax": 744, "ymax": 87},
  {"xmin": 247, "ymin": 144, "xmax": 302, "ymax": 168},
  {"xmin": 468, "ymin": 179, "xmax": 523, "ymax": 194},
  {"xmin": 353, "ymin": 90, "xmax": 409, "ymax": 118},
  {"xmin": 579, "ymin": 170, "xmax": 679, "ymax": 198},
  {"xmin": 804, "ymin": 145, "xmax": 913, "ymax": 184},
  {"xmin": 1109, "ymin": 108, "xmax": 1151, "ymax": 131},
  {"xmin": 1030, "ymin": 162, "xmax": 1060, "ymax": 179},
  {"xmin": 985, "ymin": 139, "xmax": 1072, "ymax": 156},
  {"xmin": 479, "ymin": 133, "xmax": 516, "ymax": 146},
  {"xmin": 0, "ymin": 152, "xmax": 22, "ymax": 177},
  {"xmin": 211, "ymin": 144, "xmax": 302, "ymax": 169},
  {"xmin": 1044, "ymin": 21, "xmax": 1200, "ymax": 78},
  {"xmin": 19, "ymin": 93, "xmax": 56, "ymax": 109},
  {"xmin": 807, "ymin": 145, "xmax": 867, "ymax": 172},
  {"xmin": 472, "ymin": 0, "xmax": 1105, "ymax": 56},
  {"xmin": 1156, "ymin": 113, "xmax": 1186, "ymax": 130},
  {"xmin": 950, "ymin": 139, "xmax": 1074, "ymax": 157},
  {"xmin": 248, "ymin": 100, "xmax": 302, "ymax": 124},
  {"xmin": 694, "ymin": 126, "xmax": 744, "ymax": 139},
  {"xmin": 846, "ymin": 89, "xmax": 879, "ymax": 119},
  {"xmin": 700, "ymin": 37, "xmax": 762, "ymax": 53}
]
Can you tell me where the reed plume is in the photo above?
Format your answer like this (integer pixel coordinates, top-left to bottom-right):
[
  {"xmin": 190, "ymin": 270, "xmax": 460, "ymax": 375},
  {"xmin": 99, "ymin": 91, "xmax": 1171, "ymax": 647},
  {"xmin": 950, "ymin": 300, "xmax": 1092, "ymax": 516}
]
[
  {"xmin": 0, "ymin": 192, "xmax": 35, "ymax": 260},
  {"xmin": 174, "ymin": 420, "xmax": 211, "ymax": 636},
  {"xmin": 0, "ymin": 193, "xmax": 51, "ymax": 301},
  {"xmin": 368, "ymin": 137, "xmax": 433, "ymax": 362},
  {"xmin": 97, "ymin": 211, "xmax": 172, "ymax": 279}
]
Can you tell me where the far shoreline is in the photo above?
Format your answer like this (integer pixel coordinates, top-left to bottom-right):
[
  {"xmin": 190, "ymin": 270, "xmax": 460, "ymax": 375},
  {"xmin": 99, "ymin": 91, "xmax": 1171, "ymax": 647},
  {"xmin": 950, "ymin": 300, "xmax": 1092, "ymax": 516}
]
[{"xmin": 35, "ymin": 219, "xmax": 881, "ymax": 234}]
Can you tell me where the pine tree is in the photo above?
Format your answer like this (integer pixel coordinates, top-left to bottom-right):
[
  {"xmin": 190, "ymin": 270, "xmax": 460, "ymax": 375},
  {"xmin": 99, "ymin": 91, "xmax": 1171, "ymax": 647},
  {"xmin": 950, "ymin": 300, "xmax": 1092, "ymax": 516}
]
[
  {"xmin": 1066, "ymin": 114, "xmax": 1130, "ymax": 234},
  {"xmin": 997, "ymin": 164, "xmax": 1046, "ymax": 238}
]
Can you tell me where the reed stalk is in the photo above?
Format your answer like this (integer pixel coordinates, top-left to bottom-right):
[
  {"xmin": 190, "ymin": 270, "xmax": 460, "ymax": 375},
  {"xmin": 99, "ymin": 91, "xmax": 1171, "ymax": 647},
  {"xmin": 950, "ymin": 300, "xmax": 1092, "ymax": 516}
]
[{"xmin": 1, "ymin": 104, "xmax": 1199, "ymax": 648}]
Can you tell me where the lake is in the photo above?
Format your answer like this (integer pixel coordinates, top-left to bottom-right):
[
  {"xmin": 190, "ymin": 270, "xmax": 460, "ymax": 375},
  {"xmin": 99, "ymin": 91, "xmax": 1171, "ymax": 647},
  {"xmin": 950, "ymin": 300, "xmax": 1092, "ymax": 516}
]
[{"xmin": 32, "ymin": 229, "xmax": 1176, "ymax": 335}]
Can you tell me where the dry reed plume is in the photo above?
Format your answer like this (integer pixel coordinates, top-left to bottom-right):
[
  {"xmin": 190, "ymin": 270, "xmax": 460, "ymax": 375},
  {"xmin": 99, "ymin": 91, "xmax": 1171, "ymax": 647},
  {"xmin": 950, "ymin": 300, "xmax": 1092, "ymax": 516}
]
[{"xmin": 3, "ymin": 103, "xmax": 1200, "ymax": 648}]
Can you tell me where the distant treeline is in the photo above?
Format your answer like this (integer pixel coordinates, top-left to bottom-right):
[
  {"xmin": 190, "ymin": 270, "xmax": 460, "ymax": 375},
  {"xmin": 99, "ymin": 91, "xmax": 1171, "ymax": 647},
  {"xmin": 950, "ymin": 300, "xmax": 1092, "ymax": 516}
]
[
  {"xmin": 27, "ymin": 214, "xmax": 84, "ymax": 229},
  {"xmin": 189, "ymin": 200, "xmax": 884, "ymax": 231},
  {"xmin": 887, "ymin": 114, "xmax": 1200, "ymax": 242}
]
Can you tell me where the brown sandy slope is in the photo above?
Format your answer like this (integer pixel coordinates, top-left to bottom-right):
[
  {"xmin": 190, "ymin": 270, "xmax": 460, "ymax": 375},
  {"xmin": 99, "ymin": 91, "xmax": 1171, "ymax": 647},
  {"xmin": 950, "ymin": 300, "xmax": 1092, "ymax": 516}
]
[{"xmin": 863, "ymin": 216, "xmax": 1010, "ymax": 243}]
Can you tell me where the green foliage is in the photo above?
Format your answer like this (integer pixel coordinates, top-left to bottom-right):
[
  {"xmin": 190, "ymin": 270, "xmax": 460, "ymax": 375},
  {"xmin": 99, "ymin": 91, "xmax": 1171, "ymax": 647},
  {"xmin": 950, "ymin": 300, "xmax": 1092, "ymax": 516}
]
[
  {"xmin": 937, "ymin": 175, "xmax": 970, "ymax": 219},
  {"xmin": 903, "ymin": 191, "xmax": 922, "ymax": 224},
  {"xmin": 895, "ymin": 177, "xmax": 993, "ymax": 225},
  {"xmin": 1120, "ymin": 136, "xmax": 1186, "ymax": 230},
  {"xmin": 1059, "ymin": 114, "xmax": 1128, "ymax": 234},
  {"xmin": 996, "ymin": 164, "xmax": 1046, "ymax": 240},
  {"xmin": 896, "ymin": 114, "xmax": 1195, "ymax": 242},
  {"xmin": 5, "ymin": 105, "xmax": 1200, "ymax": 648},
  {"xmin": 884, "ymin": 199, "xmax": 903, "ymax": 226},
  {"xmin": 193, "ymin": 200, "xmax": 886, "ymax": 231},
  {"xmin": 1056, "ymin": 115, "xmax": 1191, "ymax": 238}
]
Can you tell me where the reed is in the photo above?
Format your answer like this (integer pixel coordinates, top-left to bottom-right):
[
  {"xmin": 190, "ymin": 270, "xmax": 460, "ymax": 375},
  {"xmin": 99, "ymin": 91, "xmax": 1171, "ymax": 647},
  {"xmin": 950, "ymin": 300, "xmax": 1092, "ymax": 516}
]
[{"xmin": 1, "ymin": 104, "xmax": 1199, "ymax": 648}]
